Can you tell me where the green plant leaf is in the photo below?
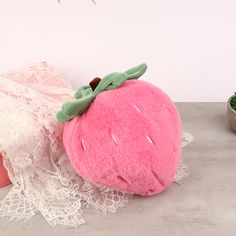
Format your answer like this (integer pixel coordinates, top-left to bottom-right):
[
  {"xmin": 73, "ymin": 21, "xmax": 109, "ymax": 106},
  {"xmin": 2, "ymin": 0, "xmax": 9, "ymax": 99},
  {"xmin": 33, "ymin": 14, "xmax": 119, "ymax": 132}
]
[{"xmin": 230, "ymin": 92, "xmax": 236, "ymax": 111}]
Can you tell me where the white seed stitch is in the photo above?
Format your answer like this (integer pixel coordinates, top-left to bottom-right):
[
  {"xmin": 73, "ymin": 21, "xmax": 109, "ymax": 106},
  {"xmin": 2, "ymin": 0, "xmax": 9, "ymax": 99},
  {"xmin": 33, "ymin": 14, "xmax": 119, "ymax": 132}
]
[
  {"xmin": 111, "ymin": 133, "xmax": 118, "ymax": 144},
  {"xmin": 133, "ymin": 105, "xmax": 141, "ymax": 112},
  {"xmin": 147, "ymin": 135, "xmax": 154, "ymax": 145},
  {"xmin": 81, "ymin": 139, "xmax": 86, "ymax": 151}
]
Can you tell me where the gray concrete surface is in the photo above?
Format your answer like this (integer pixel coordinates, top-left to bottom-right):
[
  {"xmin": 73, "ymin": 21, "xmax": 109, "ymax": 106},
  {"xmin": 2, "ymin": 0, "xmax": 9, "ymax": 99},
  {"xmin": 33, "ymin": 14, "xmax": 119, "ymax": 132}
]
[{"xmin": 0, "ymin": 103, "xmax": 235, "ymax": 236}]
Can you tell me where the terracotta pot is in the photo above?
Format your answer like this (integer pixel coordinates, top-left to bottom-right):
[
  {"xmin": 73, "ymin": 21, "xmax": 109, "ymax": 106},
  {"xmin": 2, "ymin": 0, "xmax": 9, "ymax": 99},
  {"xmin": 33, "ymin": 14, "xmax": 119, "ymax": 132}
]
[
  {"xmin": 227, "ymin": 96, "xmax": 236, "ymax": 132},
  {"xmin": 0, "ymin": 153, "xmax": 11, "ymax": 188}
]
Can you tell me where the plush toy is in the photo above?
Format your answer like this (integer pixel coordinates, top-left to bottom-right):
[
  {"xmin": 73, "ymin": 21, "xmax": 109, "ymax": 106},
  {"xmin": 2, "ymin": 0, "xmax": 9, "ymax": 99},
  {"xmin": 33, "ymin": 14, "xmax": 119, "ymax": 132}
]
[{"xmin": 57, "ymin": 64, "xmax": 181, "ymax": 196}]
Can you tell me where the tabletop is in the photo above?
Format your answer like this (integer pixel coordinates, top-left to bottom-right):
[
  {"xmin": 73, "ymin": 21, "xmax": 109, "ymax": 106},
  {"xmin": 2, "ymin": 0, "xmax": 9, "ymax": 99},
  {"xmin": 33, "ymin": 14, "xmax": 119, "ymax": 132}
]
[{"xmin": 0, "ymin": 103, "xmax": 235, "ymax": 236}]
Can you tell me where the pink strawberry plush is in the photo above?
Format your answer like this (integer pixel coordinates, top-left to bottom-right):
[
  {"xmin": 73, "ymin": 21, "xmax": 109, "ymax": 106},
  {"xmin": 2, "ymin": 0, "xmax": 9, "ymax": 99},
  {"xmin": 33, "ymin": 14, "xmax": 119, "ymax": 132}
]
[{"xmin": 57, "ymin": 64, "xmax": 181, "ymax": 196}]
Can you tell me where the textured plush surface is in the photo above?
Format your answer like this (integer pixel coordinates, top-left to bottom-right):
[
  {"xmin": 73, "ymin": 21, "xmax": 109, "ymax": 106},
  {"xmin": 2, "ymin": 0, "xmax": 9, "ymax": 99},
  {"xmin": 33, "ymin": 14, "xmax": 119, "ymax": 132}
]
[{"xmin": 63, "ymin": 80, "xmax": 181, "ymax": 196}]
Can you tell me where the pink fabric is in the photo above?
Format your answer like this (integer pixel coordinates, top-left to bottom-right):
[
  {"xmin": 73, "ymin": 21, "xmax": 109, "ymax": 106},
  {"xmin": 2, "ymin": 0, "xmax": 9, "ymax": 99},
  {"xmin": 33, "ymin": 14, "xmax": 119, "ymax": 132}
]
[
  {"xmin": 0, "ymin": 154, "xmax": 11, "ymax": 188},
  {"xmin": 63, "ymin": 80, "xmax": 182, "ymax": 196}
]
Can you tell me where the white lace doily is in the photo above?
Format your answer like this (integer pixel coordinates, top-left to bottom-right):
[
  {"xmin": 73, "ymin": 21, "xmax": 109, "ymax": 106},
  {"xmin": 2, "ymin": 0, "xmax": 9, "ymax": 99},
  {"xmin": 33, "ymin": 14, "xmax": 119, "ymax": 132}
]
[{"xmin": 0, "ymin": 63, "xmax": 193, "ymax": 228}]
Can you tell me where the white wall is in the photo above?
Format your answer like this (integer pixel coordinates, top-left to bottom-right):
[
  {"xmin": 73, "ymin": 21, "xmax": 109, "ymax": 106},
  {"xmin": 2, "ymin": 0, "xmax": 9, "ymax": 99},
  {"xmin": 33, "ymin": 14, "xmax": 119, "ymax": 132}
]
[{"xmin": 0, "ymin": 0, "xmax": 235, "ymax": 102}]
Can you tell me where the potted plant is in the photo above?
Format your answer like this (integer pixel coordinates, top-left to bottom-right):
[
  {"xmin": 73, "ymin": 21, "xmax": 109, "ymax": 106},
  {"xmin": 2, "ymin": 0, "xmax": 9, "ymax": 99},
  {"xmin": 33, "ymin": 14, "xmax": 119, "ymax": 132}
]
[{"xmin": 227, "ymin": 92, "xmax": 236, "ymax": 132}]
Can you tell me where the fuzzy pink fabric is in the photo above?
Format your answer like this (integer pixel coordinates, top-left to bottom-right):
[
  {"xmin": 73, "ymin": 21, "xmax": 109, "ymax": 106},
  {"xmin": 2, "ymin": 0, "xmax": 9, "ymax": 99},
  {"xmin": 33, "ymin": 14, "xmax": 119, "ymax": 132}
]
[{"xmin": 63, "ymin": 80, "xmax": 181, "ymax": 196}]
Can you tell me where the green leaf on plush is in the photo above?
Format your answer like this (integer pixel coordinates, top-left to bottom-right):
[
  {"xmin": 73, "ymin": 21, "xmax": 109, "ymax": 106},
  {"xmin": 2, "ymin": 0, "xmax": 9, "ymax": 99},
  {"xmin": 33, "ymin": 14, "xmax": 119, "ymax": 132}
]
[{"xmin": 56, "ymin": 63, "xmax": 148, "ymax": 122}]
